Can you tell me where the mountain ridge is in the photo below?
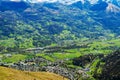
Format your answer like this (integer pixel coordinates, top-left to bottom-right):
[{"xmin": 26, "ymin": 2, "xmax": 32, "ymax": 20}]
[{"xmin": 1, "ymin": 0, "xmax": 120, "ymax": 6}]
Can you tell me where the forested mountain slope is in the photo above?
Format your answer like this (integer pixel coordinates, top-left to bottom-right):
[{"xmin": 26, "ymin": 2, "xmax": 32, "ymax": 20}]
[{"xmin": 0, "ymin": 0, "xmax": 120, "ymax": 50}]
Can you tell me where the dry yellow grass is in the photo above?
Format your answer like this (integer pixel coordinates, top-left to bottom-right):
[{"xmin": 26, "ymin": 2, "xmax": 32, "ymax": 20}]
[{"xmin": 0, "ymin": 66, "xmax": 68, "ymax": 80}]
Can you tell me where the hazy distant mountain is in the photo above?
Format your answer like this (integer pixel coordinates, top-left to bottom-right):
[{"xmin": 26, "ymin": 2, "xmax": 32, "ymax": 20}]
[
  {"xmin": 106, "ymin": 3, "xmax": 120, "ymax": 13},
  {"xmin": 0, "ymin": 1, "xmax": 29, "ymax": 11},
  {"xmin": 1, "ymin": 0, "xmax": 120, "ymax": 6},
  {"xmin": 90, "ymin": 1, "xmax": 120, "ymax": 13}
]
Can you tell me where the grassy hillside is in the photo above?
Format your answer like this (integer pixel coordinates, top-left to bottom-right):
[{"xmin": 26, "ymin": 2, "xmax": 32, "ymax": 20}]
[{"xmin": 0, "ymin": 66, "xmax": 68, "ymax": 80}]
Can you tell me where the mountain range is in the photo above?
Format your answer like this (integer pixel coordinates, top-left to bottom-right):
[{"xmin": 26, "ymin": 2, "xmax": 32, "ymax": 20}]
[
  {"xmin": 1, "ymin": 0, "xmax": 120, "ymax": 5},
  {"xmin": 0, "ymin": 0, "xmax": 120, "ymax": 48},
  {"xmin": 1, "ymin": 0, "xmax": 120, "ymax": 12}
]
